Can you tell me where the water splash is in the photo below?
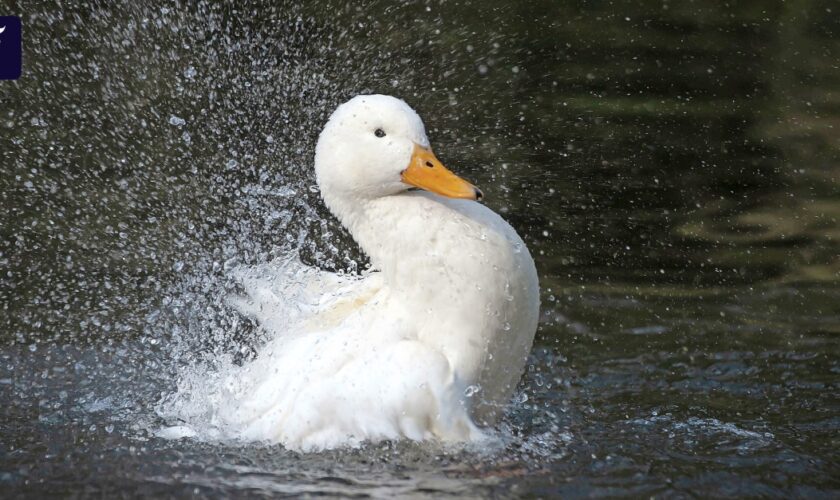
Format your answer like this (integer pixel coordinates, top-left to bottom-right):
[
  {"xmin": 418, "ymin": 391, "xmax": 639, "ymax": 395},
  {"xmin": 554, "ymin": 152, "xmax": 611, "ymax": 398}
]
[
  {"xmin": 0, "ymin": 0, "xmax": 565, "ymax": 467},
  {"xmin": 2, "ymin": 0, "xmax": 410, "ymax": 451}
]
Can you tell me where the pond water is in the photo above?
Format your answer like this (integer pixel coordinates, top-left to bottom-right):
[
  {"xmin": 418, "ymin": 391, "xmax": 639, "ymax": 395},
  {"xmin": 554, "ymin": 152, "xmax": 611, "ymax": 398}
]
[{"xmin": 2, "ymin": 0, "xmax": 838, "ymax": 497}]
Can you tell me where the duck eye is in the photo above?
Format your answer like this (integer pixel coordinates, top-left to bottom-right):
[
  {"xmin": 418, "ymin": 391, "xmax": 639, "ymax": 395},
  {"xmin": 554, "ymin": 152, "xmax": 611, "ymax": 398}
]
[{"xmin": 374, "ymin": 128, "xmax": 386, "ymax": 138}]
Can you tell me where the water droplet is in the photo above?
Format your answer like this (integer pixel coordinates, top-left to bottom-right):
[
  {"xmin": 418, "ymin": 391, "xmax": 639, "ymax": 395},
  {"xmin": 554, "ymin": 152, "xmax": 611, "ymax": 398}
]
[{"xmin": 464, "ymin": 385, "xmax": 481, "ymax": 397}]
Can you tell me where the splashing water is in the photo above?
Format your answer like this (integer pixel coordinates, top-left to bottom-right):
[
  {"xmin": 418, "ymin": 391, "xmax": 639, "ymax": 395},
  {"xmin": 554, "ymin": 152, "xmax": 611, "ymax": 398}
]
[{"xmin": 2, "ymin": 0, "xmax": 564, "ymax": 490}]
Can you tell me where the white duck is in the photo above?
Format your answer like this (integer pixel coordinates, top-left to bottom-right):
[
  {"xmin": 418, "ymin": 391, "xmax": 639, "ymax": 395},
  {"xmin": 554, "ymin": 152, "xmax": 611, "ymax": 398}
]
[{"xmin": 219, "ymin": 95, "xmax": 539, "ymax": 451}]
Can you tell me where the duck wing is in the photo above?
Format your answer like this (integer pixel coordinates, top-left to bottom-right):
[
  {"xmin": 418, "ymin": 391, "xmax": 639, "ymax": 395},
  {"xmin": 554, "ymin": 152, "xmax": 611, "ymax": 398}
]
[{"xmin": 228, "ymin": 256, "xmax": 383, "ymax": 336}]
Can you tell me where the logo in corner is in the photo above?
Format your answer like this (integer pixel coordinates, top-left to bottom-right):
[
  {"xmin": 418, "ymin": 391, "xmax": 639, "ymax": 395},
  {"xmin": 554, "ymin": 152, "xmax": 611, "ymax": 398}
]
[{"xmin": 0, "ymin": 16, "xmax": 22, "ymax": 80}]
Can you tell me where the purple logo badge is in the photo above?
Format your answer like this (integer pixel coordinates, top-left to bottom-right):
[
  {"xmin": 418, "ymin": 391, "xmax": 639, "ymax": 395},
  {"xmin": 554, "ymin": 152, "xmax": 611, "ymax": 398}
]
[{"xmin": 0, "ymin": 16, "xmax": 22, "ymax": 80}]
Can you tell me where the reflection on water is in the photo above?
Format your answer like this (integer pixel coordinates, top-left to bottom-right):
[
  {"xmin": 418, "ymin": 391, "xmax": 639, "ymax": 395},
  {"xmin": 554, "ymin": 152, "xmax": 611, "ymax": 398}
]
[{"xmin": 1, "ymin": 0, "xmax": 838, "ymax": 496}]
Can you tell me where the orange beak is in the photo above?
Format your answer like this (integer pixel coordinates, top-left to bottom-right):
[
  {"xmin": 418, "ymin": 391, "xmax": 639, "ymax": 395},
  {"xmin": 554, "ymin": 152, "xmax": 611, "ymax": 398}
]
[{"xmin": 401, "ymin": 143, "xmax": 483, "ymax": 201}]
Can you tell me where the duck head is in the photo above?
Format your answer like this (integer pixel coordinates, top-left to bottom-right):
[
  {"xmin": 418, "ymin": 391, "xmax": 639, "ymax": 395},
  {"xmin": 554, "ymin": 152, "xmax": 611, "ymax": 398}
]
[{"xmin": 315, "ymin": 95, "xmax": 482, "ymax": 202}]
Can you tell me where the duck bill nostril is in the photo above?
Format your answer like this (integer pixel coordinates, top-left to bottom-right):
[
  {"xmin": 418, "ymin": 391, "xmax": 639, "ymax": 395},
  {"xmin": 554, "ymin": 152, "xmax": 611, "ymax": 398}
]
[{"xmin": 400, "ymin": 143, "xmax": 483, "ymax": 201}]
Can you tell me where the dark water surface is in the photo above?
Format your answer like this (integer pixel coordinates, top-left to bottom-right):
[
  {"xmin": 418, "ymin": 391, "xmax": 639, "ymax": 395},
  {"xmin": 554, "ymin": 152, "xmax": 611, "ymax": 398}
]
[{"xmin": 2, "ymin": 0, "xmax": 838, "ymax": 497}]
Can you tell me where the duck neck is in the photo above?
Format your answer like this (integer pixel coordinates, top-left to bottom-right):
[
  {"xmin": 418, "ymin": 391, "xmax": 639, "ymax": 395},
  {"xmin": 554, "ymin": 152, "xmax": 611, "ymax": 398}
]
[{"xmin": 320, "ymin": 190, "xmax": 395, "ymax": 272}]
